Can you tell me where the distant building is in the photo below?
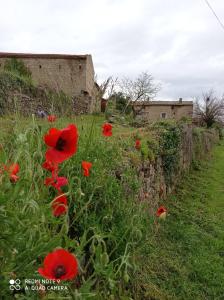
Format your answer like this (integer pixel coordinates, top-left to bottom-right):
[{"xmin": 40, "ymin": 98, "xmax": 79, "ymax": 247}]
[
  {"xmin": 0, "ymin": 52, "xmax": 101, "ymax": 114},
  {"xmin": 132, "ymin": 98, "xmax": 193, "ymax": 121}
]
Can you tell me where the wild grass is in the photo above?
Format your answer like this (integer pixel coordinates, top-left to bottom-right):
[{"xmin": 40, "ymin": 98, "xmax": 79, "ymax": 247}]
[
  {"xmin": 134, "ymin": 141, "xmax": 224, "ymax": 300},
  {"xmin": 0, "ymin": 115, "xmax": 222, "ymax": 299},
  {"xmin": 0, "ymin": 114, "xmax": 151, "ymax": 299}
]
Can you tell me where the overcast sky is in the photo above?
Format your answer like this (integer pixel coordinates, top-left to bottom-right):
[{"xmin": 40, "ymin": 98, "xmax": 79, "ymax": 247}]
[{"xmin": 1, "ymin": 0, "xmax": 224, "ymax": 100}]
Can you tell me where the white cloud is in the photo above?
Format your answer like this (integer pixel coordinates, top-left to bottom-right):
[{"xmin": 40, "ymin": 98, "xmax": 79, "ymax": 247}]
[{"xmin": 0, "ymin": 0, "xmax": 224, "ymax": 99}]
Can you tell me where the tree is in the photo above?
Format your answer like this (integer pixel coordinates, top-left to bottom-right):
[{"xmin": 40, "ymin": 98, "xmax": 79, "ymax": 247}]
[
  {"xmin": 194, "ymin": 90, "xmax": 224, "ymax": 128},
  {"xmin": 119, "ymin": 71, "xmax": 160, "ymax": 113},
  {"xmin": 109, "ymin": 92, "xmax": 132, "ymax": 114}
]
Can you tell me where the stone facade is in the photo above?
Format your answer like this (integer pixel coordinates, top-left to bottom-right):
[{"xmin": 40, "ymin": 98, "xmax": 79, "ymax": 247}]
[
  {"xmin": 0, "ymin": 52, "xmax": 100, "ymax": 114},
  {"xmin": 133, "ymin": 99, "xmax": 193, "ymax": 121}
]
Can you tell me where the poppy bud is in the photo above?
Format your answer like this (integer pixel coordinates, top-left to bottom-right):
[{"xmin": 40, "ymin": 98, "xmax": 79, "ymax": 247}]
[
  {"xmin": 123, "ymin": 272, "xmax": 130, "ymax": 283},
  {"xmin": 90, "ymin": 243, "xmax": 96, "ymax": 254},
  {"xmin": 101, "ymin": 252, "xmax": 109, "ymax": 265}
]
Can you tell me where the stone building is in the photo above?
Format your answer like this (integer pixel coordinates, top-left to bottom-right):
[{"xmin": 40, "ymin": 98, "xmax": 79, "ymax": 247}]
[
  {"xmin": 132, "ymin": 98, "xmax": 193, "ymax": 121},
  {"xmin": 0, "ymin": 52, "xmax": 100, "ymax": 114}
]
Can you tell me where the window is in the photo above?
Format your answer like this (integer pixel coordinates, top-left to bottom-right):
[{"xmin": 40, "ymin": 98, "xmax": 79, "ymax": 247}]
[
  {"xmin": 59, "ymin": 65, "xmax": 61, "ymax": 70},
  {"xmin": 79, "ymin": 64, "xmax": 82, "ymax": 70},
  {"xmin": 39, "ymin": 65, "xmax": 42, "ymax": 69},
  {"xmin": 161, "ymin": 112, "xmax": 167, "ymax": 119}
]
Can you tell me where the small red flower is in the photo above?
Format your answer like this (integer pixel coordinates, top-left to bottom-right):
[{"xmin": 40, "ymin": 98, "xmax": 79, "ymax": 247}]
[
  {"xmin": 48, "ymin": 115, "xmax": 57, "ymax": 122},
  {"xmin": 102, "ymin": 123, "xmax": 112, "ymax": 137},
  {"xmin": 156, "ymin": 206, "xmax": 167, "ymax": 218},
  {"xmin": 52, "ymin": 194, "xmax": 68, "ymax": 217},
  {"xmin": 8, "ymin": 163, "xmax": 20, "ymax": 183},
  {"xmin": 42, "ymin": 160, "xmax": 58, "ymax": 173},
  {"xmin": 44, "ymin": 124, "xmax": 78, "ymax": 164},
  {"xmin": 45, "ymin": 176, "xmax": 68, "ymax": 191},
  {"xmin": 135, "ymin": 139, "xmax": 141, "ymax": 150},
  {"xmin": 38, "ymin": 248, "xmax": 78, "ymax": 280},
  {"xmin": 82, "ymin": 161, "xmax": 92, "ymax": 177}
]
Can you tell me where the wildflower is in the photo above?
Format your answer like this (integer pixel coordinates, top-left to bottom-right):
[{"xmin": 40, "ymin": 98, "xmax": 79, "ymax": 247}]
[
  {"xmin": 42, "ymin": 160, "xmax": 58, "ymax": 173},
  {"xmin": 38, "ymin": 249, "xmax": 78, "ymax": 280},
  {"xmin": 135, "ymin": 139, "xmax": 141, "ymax": 150},
  {"xmin": 48, "ymin": 115, "xmax": 56, "ymax": 122},
  {"xmin": 81, "ymin": 161, "xmax": 92, "ymax": 177},
  {"xmin": 8, "ymin": 163, "xmax": 20, "ymax": 183},
  {"xmin": 51, "ymin": 194, "xmax": 68, "ymax": 217},
  {"xmin": 102, "ymin": 123, "xmax": 112, "ymax": 137},
  {"xmin": 45, "ymin": 176, "xmax": 68, "ymax": 191},
  {"xmin": 156, "ymin": 206, "xmax": 167, "ymax": 219},
  {"xmin": 44, "ymin": 124, "xmax": 78, "ymax": 164}
]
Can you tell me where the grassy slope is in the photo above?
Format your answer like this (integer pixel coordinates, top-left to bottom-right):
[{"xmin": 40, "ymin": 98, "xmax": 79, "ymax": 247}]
[
  {"xmin": 137, "ymin": 141, "xmax": 224, "ymax": 300},
  {"xmin": 1, "ymin": 115, "xmax": 223, "ymax": 299}
]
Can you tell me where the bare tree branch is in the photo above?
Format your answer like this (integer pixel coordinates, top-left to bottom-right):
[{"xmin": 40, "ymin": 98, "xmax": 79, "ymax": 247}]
[
  {"xmin": 119, "ymin": 71, "xmax": 161, "ymax": 113},
  {"xmin": 194, "ymin": 89, "xmax": 224, "ymax": 127}
]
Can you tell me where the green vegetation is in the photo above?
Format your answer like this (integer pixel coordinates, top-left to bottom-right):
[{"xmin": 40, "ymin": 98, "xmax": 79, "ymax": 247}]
[
  {"xmin": 0, "ymin": 56, "xmax": 222, "ymax": 299},
  {"xmin": 4, "ymin": 57, "xmax": 32, "ymax": 80},
  {"xmin": 0, "ymin": 114, "xmax": 221, "ymax": 299},
  {"xmin": 154, "ymin": 120, "xmax": 182, "ymax": 185},
  {"xmin": 135, "ymin": 141, "xmax": 224, "ymax": 299},
  {"xmin": 0, "ymin": 58, "xmax": 73, "ymax": 116},
  {"xmin": 0, "ymin": 115, "xmax": 150, "ymax": 299}
]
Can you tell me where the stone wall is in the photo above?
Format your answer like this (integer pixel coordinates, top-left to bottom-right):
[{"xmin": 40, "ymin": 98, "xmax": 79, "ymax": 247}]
[
  {"xmin": 0, "ymin": 54, "xmax": 100, "ymax": 114},
  {"xmin": 0, "ymin": 55, "xmax": 93, "ymax": 97},
  {"xmin": 137, "ymin": 125, "xmax": 219, "ymax": 213}
]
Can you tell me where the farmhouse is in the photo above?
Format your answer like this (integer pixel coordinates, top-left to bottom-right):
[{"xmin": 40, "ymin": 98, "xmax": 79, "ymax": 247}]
[
  {"xmin": 0, "ymin": 52, "xmax": 100, "ymax": 113},
  {"xmin": 132, "ymin": 98, "xmax": 193, "ymax": 121}
]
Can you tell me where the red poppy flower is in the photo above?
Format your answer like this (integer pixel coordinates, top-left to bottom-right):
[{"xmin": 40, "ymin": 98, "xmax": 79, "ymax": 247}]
[
  {"xmin": 8, "ymin": 163, "xmax": 20, "ymax": 183},
  {"xmin": 48, "ymin": 115, "xmax": 57, "ymax": 122},
  {"xmin": 44, "ymin": 124, "xmax": 78, "ymax": 164},
  {"xmin": 38, "ymin": 248, "xmax": 78, "ymax": 280},
  {"xmin": 82, "ymin": 161, "xmax": 92, "ymax": 177},
  {"xmin": 42, "ymin": 160, "xmax": 58, "ymax": 173},
  {"xmin": 135, "ymin": 139, "xmax": 141, "ymax": 150},
  {"xmin": 45, "ymin": 176, "xmax": 68, "ymax": 191},
  {"xmin": 52, "ymin": 194, "xmax": 68, "ymax": 217},
  {"xmin": 156, "ymin": 206, "xmax": 167, "ymax": 219},
  {"xmin": 102, "ymin": 123, "xmax": 112, "ymax": 137}
]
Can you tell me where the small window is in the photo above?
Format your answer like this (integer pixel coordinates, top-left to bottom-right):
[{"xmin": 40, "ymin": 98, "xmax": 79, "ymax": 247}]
[
  {"xmin": 161, "ymin": 112, "xmax": 167, "ymax": 119},
  {"xmin": 79, "ymin": 64, "xmax": 82, "ymax": 70},
  {"xmin": 59, "ymin": 65, "xmax": 61, "ymax": 70},
  {"xmin": 39, "ymin": 65, "xmax": 42, "ymax": 69}
]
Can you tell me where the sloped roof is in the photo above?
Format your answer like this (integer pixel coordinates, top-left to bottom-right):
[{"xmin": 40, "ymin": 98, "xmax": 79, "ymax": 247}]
[
  {"xmin": 133, "ymin": 100, "xmax": 193, "ymax": 106},
  {"xmin": 0, "ymin": 52, "xmax": 88, "ymax": 60}
]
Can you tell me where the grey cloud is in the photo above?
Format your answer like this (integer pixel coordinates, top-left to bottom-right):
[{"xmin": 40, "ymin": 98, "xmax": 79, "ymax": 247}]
[{"xmin": 0, "ymin": 0, "xmax": 224, "ymax": 99}]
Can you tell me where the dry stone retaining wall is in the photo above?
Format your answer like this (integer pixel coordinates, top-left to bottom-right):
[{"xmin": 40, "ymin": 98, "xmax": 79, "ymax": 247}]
[{"xmin": 137, "ymin": 125, "xmax": 219, "ymax": 213}]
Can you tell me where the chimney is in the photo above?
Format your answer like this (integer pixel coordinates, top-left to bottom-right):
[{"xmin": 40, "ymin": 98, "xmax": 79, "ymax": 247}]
[{"xmin": 179, "ymin": 97, "xmax": 183, "ymax": 103}]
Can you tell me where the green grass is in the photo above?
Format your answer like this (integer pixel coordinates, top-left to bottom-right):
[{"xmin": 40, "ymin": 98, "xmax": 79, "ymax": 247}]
[
  {"xmin": 0, "ymin": 114, "xmax": 222, "ymax": 299},
  {"xmin": 136, "ymin": 141, "xmax": 224, "ymax": 300},
  {"xmin": 0, "ymin": 114, "xmax": 150, "ymax": 299}
]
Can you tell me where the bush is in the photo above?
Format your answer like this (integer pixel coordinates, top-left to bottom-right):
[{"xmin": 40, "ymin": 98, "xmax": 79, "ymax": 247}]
[
  {"xmin": 4, "ymin": 58, "xmax": 32, "ymax": 79},
  {"xmin": 154, "ymin": 120, "xmax": 182, "ymax": 185}
]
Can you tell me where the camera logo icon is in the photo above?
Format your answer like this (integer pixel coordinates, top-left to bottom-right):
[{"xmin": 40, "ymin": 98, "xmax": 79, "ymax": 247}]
[{"xmin": 9, "ymin": 279, "xmax": 21, "ymax": 290}]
